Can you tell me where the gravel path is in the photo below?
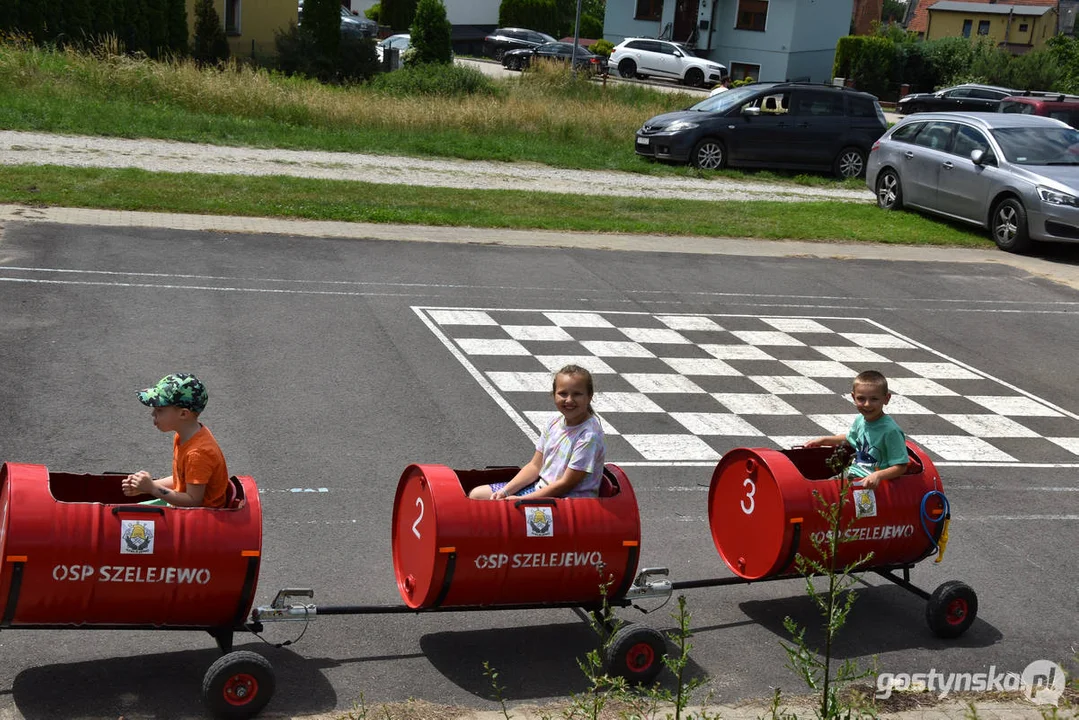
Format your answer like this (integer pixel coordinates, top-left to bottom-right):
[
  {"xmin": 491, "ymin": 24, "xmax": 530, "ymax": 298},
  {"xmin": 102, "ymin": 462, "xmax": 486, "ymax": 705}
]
[{"xmin": 0, "ymin": 130, "xmax": 874, "ymax": 203}]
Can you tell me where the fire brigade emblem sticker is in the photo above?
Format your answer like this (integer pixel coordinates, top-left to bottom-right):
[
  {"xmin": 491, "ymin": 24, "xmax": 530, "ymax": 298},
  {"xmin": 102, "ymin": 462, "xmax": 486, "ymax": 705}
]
[
  {"xmin": 526, "ymin": 507, "xmax": 554, "ymax": 537},
  {"xmin": 853, "ymin": 489, "xmax": 878, "ymax": 519},
  {"xmin": 121, "ymin": 520, "xmax": 155, "ymax": 554}
]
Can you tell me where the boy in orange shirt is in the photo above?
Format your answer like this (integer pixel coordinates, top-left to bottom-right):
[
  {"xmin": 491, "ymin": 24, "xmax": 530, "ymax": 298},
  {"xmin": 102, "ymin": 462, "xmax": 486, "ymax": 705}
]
[{"xmin": 122, "ymin": 373, "xmax": 229, "ymax": 508}]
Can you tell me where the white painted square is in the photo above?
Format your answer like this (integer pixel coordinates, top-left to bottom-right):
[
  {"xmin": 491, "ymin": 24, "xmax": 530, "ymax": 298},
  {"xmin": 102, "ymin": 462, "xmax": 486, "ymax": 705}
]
[
  {"xmin": 897, "ymin": 362, "xmax": 982, "ymax": 380},
  {"xmin": 428, "ymin": 310, "xmax": 497, "ymax": 326},
  {"xmin": 839, "ymin": 333, "xmax": 915, "ymax": 349},
  {"xmin": 880, "ymin": 395, "xmax": 934, "ymax": 415},
  {"xmin": 808, "ymin": 414, "xmax": 853, "ymax": 434},
  {"xmin": 623, "ymin": 374, "xmax": 706, "ymax": 394},
  {"xmin": 731, "ymin": 331, "xmax": 805, "ymax": 346},
  {"xmin": 658, "ymin": 315, "xmax": 725, "ymax": 331},
  {"xmin": 620, "ymin": 327, "xmax": 691, "ymax": 344},
  {"xmin": 623, "ymin": 434, "xmax": 721, "ymax": 461},
  {"xmin": 887, "ymin": 377, "xmax": 958, "ymax": 396},
  {"xmin": 535, "ymin": 355, "xmax": 616, "ymax": 374},
  {"xmin": 713, "ymin": 393, "xmax": 801, "ymax": 415},
  {"xmin": 813, "ymin": 346, "xmax": 889, "ymax": 363},
  {"xmin": 761, "ymin": 318, "xmax": 834, "ymax": 333},
  {"xmin": 749, "ymin": 376, "xmax": 834, "ymax": 394},
  {"xmin": 910, "ymin": 435, "xmax": 1017, "ymax": 462},
  {"xmin": 968, "ymin": 396, "xmax": 1063, "ymax": 417},
  {"xmin": 456, "ymin": 338, "xmax": 531, "ymax": 356},
  {"xmin": 523, "ymin": 411, "xmax": 620, "ymax": 436},
  {"xmin": 503, "ymin": 325, "xmax": 574, "ymax": 341},
  {"xmin": 671, "ymin": 412, "xmax": 763, "ymax": 436},
  {"xmin": 580, "ymin": 341, "xmax": 655, "ymax": 358},
  {"xmin": 781, "ymin": 360, "xmax": 855, "ymax": 377},
  {"xmin": 1049, "ymin": 437, "xmax": 1079, "ymax": 455},
  {"xmin": 940, "ymin": 414, "xmax": 1039, "ymax": 438},
  {"xmin": 700, "ymin": 344, "xmax": 775, "ymax": 361},
  {"xmin": 487, "ymin": 372, "xmax": 555, "ymax": 393},
  {"xmin": 543, "ymin": 312, "xmax": 614, "ymax": 328},
  {"xmin": 770, "ymin": 436, "xmax": 820, "ymax": 449},
  {"xmin": 661, "ymin": 357, "xmax": 741, "ymax": 376},
  {"xmin": 593, "ymin": 392, "xmax": 665, "ymax": 413}
]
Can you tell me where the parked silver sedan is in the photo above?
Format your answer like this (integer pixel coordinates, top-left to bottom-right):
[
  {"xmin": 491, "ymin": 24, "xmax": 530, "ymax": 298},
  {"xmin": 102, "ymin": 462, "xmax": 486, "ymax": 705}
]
[{"xmin": 866, "ymin": 112, "xmax": 1079, "ymax": 253}]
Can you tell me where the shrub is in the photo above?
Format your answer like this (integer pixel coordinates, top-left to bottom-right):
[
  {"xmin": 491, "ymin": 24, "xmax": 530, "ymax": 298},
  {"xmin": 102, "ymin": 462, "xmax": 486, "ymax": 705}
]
[
  {"xmin": 851, "ymin": 36, "xmax": 895, "ymax": 99},
  {"xmin": 365, "ymin": 2, "xmax": 381, "ymax": 21},
  {"xmin": 301, "ymin": 0, "xmax": 341, "ymax": 63},
  {"xmin": 274, "ymin": 22, "xmax": 377, "ymax": 83},
  {"xmin": 409, "ymin": 0, "xmax": 452, "ymax": 65},
  {"xmin": 580, "ymin": 13, "xmax": 603, "ymax": 39},
  {"xmin": 589, "ymin": 39, "xmax": 613, "ymax": 57},
  {"xmin": 381, "ymin": 0, "xmax": 418, "ymax": 32},
  {"xmin": 192, "ymin": 0, "xmax": 229, "ymax": 66},
  {"xmin": 367, "ymin": 62, "xmax": 501, "ymax": 97},
  {"xmin": 498, "ymin": 0, "xmax": 560, "ymax": 37}
]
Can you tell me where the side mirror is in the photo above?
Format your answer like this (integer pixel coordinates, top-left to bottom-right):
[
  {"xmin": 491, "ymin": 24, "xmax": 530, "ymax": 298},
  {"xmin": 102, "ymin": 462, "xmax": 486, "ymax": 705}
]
[
  {"xmin": 971, "ymin": 149, "xmax": 985, "ymax": 165},
  {"xmin": 742, "ymin": 105, "xmax": 761, "ymax": 116}
]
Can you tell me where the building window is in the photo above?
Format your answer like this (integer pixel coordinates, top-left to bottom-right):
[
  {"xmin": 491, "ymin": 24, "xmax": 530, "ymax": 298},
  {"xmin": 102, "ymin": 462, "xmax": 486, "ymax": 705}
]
[
  {"xmin": 225, "ymin": 0, "xmax": 241, "ymax": 35},
  {"xmin": 1019, "ymin": 22, "xmax": 1029, "ymax": 32},
  {"xmin": 735, "ymin": 0, "xmax": 768, "ymax": 31},
  {"xmin": 962, "ymin": 19, "xmax": 972, "ymax": 37},
  {"xmin": 977, "ymin": 19, "xmax": 990, "ymax": 35},
  {"xmin": 730, "ymin": 61, "xmax": 761, "ymax": 81},
  {"xmin": 635, "ymin": 0, "xmax": 662, "ymax": 20}
]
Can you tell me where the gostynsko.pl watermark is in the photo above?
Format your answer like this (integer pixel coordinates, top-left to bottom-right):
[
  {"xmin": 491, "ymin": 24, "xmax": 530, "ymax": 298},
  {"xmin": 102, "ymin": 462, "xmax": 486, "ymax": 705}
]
[{"xmin": 876, "ymin": 660, "xmax": 1068, "ymax": 705}]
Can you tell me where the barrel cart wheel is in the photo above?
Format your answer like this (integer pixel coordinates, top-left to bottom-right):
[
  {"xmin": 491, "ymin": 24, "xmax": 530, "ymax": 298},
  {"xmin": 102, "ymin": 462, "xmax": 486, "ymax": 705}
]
[
  {"xmin": 926, "ymin": 581, "xmax": 978, "ymax": 639},
  {"xmin": 605, "ymin": 625, "xmax": 666, "ymax": 684},
  {"xmin": 202, "ymin": 651, "xmax": 276, "ymax": 719}
]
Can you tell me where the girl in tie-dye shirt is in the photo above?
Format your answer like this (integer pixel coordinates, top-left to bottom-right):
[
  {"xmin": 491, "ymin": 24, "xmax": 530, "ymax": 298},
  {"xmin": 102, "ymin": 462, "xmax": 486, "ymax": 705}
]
[{"xmin": 469, "ymin": 365, "xmax": 606, "ymax": 500}]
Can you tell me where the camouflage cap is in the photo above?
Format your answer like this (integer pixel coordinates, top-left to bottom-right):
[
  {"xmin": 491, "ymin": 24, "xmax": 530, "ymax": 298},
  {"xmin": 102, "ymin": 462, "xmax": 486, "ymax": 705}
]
[{"xmin": 136, "ymin": 373, "xmax": 208, "ymax": 414}]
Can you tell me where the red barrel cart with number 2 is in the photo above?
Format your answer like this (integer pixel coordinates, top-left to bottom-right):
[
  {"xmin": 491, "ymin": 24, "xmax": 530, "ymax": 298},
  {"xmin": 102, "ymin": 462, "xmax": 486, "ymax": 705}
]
[{"xmin": 1, "ymin": 441, "xmax": 977, "ymax": 720}]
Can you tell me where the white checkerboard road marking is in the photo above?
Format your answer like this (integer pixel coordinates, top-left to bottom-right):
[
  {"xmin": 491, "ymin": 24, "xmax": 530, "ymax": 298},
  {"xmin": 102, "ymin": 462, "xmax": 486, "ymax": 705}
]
[{"xmin": 415, "ymin": 308, "xmax": 1079, "ymax": 467}]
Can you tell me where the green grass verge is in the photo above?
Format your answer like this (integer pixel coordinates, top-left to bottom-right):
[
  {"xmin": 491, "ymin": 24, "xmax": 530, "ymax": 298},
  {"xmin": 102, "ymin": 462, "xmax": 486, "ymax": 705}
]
[{"xmin": 0, "ymin": 165, "xmax": 994, "ymax": 246}]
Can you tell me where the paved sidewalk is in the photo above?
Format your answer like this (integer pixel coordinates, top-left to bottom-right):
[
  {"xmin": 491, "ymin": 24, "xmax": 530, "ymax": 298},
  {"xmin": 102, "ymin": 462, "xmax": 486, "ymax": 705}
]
[{"xmin": 2, "ymin": 203, "xmax": 1079, "ymax": 290}]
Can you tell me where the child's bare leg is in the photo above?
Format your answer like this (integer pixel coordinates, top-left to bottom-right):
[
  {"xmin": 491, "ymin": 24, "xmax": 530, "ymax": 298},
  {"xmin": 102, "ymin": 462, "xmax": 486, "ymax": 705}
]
[{"xmin": 468, "ymin": 484, "xmax": 494, "ymax": 499}]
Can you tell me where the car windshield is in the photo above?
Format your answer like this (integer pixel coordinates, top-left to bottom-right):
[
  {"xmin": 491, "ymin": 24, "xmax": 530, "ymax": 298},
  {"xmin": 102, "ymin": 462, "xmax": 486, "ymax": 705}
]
[
  {"xmin": 990, "ymin": 126, "xmax": 1079, "ymax": 165},
  {"xmin": 688, "ymin": 84, "xmax": 774, "ymax": 113}
]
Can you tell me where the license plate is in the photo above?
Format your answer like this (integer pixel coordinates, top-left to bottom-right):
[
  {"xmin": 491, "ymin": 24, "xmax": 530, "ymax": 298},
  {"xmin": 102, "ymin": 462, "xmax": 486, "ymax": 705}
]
[{"xmin": 637, "ymin": 137, "xmax": 650, "ymax": 146}]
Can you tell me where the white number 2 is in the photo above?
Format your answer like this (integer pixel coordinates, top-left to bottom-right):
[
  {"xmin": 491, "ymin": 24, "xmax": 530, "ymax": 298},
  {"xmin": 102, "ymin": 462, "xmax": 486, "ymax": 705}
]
[
  {"xmin": 412, "ymin": 497, "xmax": 424, "ymax": 539},
  {"xmin": 740, "ymin": 478, "xmax": 756, "ymax": 515}
]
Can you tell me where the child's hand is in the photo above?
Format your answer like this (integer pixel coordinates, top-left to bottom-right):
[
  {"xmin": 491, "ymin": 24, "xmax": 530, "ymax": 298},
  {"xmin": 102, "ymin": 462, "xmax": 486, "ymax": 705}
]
[
  {"xmin": 804, "ymin": 438, "xmax": 825, "ymax": 448},
  {"xmin": 492, "ymin": 489, "xmax": 507, "ymax": 500},
  {"xmin": 857, "ymin": 473, "xmax": 882, "ymax": 490},
  {"xmin": 123, "ymin": 471, "xmax": 154, "ymax": 496}
]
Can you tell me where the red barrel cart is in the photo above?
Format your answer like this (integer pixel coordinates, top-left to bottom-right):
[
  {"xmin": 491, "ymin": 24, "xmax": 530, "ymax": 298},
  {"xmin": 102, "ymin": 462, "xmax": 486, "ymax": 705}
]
[{"xmin": 0, "ymin": 462, "xmax": 272, "ymax": 719}]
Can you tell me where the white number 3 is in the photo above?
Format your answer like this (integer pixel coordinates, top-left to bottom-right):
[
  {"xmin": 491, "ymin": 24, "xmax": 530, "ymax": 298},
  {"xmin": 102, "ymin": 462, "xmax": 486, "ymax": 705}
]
[
  {"xmin": 412, "ymin": 497, "xmax": 424, "ymax": 539},
  {"xmin": 740, "ymin": 478, "xmax": 756, "ymax": 515}
]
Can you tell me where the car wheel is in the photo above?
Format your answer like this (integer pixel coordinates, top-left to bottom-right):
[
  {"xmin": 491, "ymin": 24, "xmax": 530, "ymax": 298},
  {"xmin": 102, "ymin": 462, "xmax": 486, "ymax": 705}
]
[
  {"xmin": 684, "ymin": 68, "xmax": 704, "ymax": 87},
  {"xmin": 991, "ymin": 197, "xmax": 1033, "ymax": 253},
  {"xmin": 875, "ymin": 169, "xmax": 903, "ymax": 210},
  {"xmin": 493, "ymin": 48, "xmax": 504, "ymax": 61},
  {"xmin": 834, "ymin": 146, "xmax": 867, "ymax": 179},
  {"xmin": 508, "ymin": 57, "xmax": 520, "ymax": 71},
  {"xmin": 691, "ymin": 138, "xmax": 726, "ymax": 170},
  {"xmin": 618, "ymin": 59, "xmax": 637, "ymax": 79}
]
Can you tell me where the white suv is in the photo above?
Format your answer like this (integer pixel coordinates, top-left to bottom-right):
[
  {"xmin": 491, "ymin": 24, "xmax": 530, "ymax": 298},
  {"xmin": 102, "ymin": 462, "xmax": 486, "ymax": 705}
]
[{"xmin": 609, "ymin": 38, "xmax": 726, "ymax": 88}]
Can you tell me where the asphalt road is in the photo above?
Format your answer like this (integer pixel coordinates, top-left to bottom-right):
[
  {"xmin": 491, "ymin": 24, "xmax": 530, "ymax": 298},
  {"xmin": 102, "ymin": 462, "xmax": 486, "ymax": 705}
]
[{"xmin": 0, "ymin": 222, "xmax": 1076, "ymax": 719}]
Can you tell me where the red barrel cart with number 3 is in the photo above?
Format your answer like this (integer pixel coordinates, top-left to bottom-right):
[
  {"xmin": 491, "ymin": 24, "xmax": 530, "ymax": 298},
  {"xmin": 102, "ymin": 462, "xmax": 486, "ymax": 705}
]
[{"xmin": 1, "ymin": 440, "xmax": 977, "ymax": 720}]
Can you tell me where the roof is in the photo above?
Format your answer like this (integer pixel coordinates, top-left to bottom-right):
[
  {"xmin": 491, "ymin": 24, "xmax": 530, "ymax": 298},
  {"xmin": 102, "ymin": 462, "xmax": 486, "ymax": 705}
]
[
  {"xmin": 906, "ymin": 0, "xmax": 1056, "ymax": 32},
  {"xmin": 892, "ymin": 110, "xmax": 1071, "ymax": 130},
  {"xmin": 928, "ymin": 1, "xmax": 1054, "ymax": 15}
]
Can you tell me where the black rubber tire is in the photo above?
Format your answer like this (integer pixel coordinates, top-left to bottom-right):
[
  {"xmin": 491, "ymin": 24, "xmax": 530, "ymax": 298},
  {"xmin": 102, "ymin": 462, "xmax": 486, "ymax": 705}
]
[
  {"xmin": 605, "ymin": 625, "xmax": 666, "ymax": 684},
  {"xmin": 926, "ymin": 581, "xmax": 978, "ymax": 639},
  {"xmin": 690, "ymin": 138, "xmax": 726, "ymax": 170},
  {"xmin": 991, "ymin": 197, "xmax": 1033, "ymax": 253},
  {"xmin": 202, "ymin": 651, "xmax": 276, "ymax": 719},
  {"xmin": 684, "ymin": 67, "xmax": 704, "ymax": 87},
  {"xmin": 834, "ymin": 146, "xmax": 867, "ymax": 179},
  {"xmin": 493, "ymin": 48, "xmax": 504, "ymax": 61},
  {"xmin": 618, "ymin": 59, "xmax": 637, "ymax": 79},
  {"xmin": 509, "ymin": 57, "xmax": 521, "ymax": 71},
  {"xmin": 875, "ymin": 168, "xmax": 903, "ymax": 210}
]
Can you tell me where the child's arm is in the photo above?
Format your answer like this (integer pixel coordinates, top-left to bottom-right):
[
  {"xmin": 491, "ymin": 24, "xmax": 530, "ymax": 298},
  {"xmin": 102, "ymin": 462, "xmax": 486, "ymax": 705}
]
[
  {"xmin": 123, "ymin": 471, "xmax": 206, "ymax": 507},
  {"xmin": 532, "ymin": 468, "xmax": 587, "ymax": 498},
  {"xmin": 493, "ymin": 452, "xmax": 543, "ymax": 499},
  {"xmin": 857, "ymin": 461, "xmax": 909, "ymax": 490},
  {"xmin": 804, "ymin": 434, "xmax": 848, "ymax": 448}
]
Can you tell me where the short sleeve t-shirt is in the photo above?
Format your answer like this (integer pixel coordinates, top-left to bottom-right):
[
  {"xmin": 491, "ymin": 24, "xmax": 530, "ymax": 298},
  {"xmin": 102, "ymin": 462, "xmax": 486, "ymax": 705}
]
[
  {"xmin": 535, "ymin": 415, "xmax": 606, "ymax": 498},
  {"xmin": 172, "ymin": 425, "xmax": 230, "ymax": 508},
  {"xmin": 845, "ymin": 414, "xmax": 907, "ymax": 479}
]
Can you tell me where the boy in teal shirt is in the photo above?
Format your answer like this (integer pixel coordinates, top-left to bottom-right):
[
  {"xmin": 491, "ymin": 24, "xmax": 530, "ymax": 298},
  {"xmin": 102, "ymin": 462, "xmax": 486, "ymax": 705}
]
[{"xmin": 806, "ymin": 370, "xmax": 908, "ymax": 489}]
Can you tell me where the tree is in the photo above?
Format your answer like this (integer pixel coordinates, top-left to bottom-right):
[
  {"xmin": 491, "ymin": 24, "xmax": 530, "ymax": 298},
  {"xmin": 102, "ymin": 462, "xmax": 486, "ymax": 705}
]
[
  {"xmin": 381, "ymin": 0, "xmax": 418, "ymax": 32},
  {"xmin": 165, "ymin": 0, "xmax": 189, "ymax": 55},
  {"xmin": 301, "ymin": 0, "xmax": 340, "ymax": 62},
  {"xmin": 881, "ymin": 0, "xmax": 906, "ymax": 23},
  {"xmin": 409, "ymin": 0, "xmax": 452, "ymax": 65},
  {"xmin": 192, "ymin": 0, "xmax": 229, "ymax": 65}
]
